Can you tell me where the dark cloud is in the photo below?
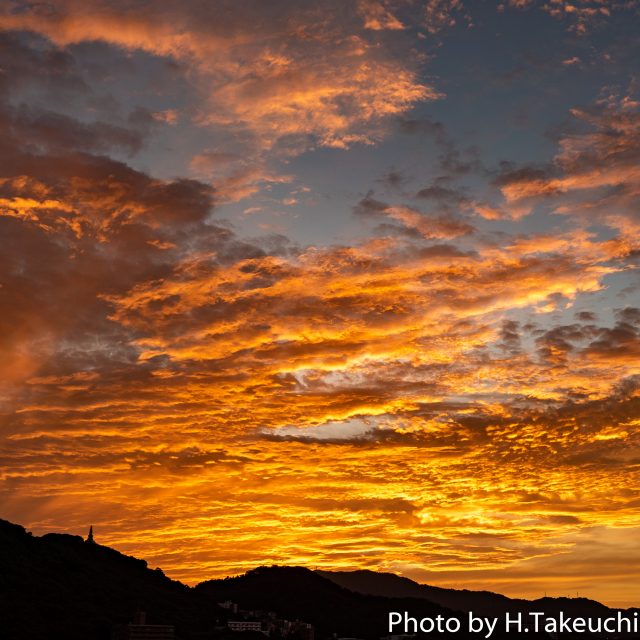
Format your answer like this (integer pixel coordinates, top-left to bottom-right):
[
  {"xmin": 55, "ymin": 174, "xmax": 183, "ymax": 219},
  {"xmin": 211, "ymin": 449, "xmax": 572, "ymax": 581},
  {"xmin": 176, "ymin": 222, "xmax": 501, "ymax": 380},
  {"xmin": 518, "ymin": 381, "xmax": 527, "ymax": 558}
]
[
  {"xmin": 376, "ymin": 169, "xmax": 408, "ymax": 189},
  {"xmin": 397, "ymin": 117, "xmax": 445, "ymax": 138},
  {"xmin": 535, "ymin": 323, "xmax": 597, "ymax": 363},
  {"xmin": 439, "ymin": 145, "xmax": 483, "ymax": 177},
  {"xmin": 0, "ymin": 31, "xmax": 88, "ymax": 97},
  {"xmin": 416, "ymin": 183, "xmax": 470, "ymax": 205},
  {"xmin": 0, "ymin": 105, "xmax": 144, "ymax": 155},
  {"xmin": 584, "ymin": 319, "xmax": 640, "ymax": 360},
  {"xmin": 615, "ymin": 307, "xmax": 640, "ymax": 324},
  {"xmin": 545, "ymin": 515, "xmax": 582, "ymax": 525},
  {"xmin": 498, "ymin": 320, "xmax": 521, "ymax": 354},
  {"xmin": 0, "ymin": 80, "xmax": 272, "ymax": 392},
  {"xmin": 353, "ymin": 194, "xmax": 474, "ymax": 239},
  {"xmin": 353, "ymin": 194, "xmax": 390, "ymax": 217},
  {"xmin": 493, "ymin": 165, "xmax": 553, "ymax": 189}
]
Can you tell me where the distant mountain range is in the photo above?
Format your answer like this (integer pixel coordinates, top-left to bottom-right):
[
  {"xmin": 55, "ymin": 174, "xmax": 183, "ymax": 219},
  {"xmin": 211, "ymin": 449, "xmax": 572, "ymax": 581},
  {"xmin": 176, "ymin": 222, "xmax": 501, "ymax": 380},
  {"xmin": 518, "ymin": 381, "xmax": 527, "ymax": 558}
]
[
  {"xmin": 318, "ymin": 569, "xmax": 612, "ymax": 618},
  {"xmin": 0, "ymin": 518, "xmax": 637, "ymax": 640}
]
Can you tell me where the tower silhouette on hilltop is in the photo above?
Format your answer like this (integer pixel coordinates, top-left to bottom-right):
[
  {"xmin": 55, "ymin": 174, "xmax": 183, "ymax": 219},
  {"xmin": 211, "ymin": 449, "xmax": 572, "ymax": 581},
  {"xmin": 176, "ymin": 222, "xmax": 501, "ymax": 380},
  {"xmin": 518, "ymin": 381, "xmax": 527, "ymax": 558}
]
[{"xmin": 86, "ymin": 525, "xmax": 95, "ymax": 544}]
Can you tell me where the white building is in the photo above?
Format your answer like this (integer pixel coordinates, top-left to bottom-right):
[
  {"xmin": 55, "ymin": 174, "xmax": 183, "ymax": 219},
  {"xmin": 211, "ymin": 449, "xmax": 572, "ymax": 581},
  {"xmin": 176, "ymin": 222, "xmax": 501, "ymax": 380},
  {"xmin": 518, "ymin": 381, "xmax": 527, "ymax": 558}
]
[{"xmin": 228, "ymin": 620, "xmax": 263, "ymax": 632}]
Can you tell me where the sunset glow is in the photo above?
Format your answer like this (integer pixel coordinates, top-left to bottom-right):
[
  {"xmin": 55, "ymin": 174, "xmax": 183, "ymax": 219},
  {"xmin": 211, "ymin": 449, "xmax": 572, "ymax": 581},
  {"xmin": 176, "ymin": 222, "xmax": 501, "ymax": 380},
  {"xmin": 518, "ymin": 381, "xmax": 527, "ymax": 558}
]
[{"xmin": 1, "ymin": 0, "xmax": 639, "ymax": 608}]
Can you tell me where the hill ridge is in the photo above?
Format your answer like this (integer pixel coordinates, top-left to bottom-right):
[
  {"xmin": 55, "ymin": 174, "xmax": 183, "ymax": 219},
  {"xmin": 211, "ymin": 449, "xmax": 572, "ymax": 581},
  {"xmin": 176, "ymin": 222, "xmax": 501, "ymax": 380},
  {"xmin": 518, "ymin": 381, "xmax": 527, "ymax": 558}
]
[{"xmin": 1, "ymin": 517, "xmax": 637, "ymax": 639}]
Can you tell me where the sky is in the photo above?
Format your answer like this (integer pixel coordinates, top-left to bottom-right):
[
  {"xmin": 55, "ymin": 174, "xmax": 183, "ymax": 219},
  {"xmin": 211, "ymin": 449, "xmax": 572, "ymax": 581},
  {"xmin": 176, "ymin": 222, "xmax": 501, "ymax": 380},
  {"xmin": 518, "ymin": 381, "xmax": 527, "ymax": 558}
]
[{"xmin": 0, "ymin": 0, "xmax": 639, "ymax": 607}]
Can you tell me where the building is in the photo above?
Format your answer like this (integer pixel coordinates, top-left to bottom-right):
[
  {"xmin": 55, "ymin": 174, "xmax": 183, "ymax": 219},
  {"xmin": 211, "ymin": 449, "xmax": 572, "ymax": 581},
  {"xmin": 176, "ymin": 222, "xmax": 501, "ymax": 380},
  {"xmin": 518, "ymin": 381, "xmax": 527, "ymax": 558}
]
[
  {"xmin": 293, "ymin": 622, "xmax": 314, "ymax": 640},
  {"xmin": 116, "ymin": 626, "xmax": 176, "ymax": 640},
  {"xmin": 112, "ymin": 612, "xmax": 176, "ymax": 639},
  {"xmin": 218, "ymin": 600, "xmax": 239, "ymax": 613},
  {"xmin": 228, "ymin": 620, "xmax": 264, "ymax": 632}
]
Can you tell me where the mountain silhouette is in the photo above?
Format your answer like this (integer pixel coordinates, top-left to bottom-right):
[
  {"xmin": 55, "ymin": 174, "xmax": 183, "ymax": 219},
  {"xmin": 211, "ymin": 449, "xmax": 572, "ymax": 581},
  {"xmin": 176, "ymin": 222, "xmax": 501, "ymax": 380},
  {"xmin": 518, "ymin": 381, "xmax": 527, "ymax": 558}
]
[
  {"xmin": 196, "ymin": 566, "xmax": 467, "ymax": 639},
  {"xmin": 0, "ymin": 518, "xmax": 221, "ymax": 639},
  {"xmin": 1, "ymin": 517, "xmax": 637, "ymax": 639},
  {"xmin": 318, "ymin": 569, "xmax": 618, "ymax": 619},
  {"xmin": 318, "ymin": 569, "xmax": 517, "ymax": 615}
]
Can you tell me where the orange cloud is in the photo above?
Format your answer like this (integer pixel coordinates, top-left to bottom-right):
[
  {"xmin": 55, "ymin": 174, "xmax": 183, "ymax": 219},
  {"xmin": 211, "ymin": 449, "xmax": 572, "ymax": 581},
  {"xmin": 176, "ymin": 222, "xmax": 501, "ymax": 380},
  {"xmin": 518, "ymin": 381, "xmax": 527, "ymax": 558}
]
[
  {"xmin": 495, "ymin": 102, "xmax": 640, "ymax": 242},
  {"xmin": 0, "ymin": 1, "xmax": 436, "ymax": 152},
  {"xmin": 358, "ymin": 0, "xmax": 406, "ymax": 30},
  {"xmin": 1, "ymin": 11, "xmax": 640, "ymax": 609}
]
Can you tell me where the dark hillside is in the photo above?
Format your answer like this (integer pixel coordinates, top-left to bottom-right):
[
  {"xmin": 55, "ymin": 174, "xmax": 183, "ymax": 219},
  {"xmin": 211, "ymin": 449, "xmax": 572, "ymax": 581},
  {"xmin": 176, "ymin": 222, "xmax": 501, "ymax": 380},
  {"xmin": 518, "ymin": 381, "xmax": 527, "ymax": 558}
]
[{"xmin": 0, "ymin": 519, "xmax": 222, "ymax": 640}]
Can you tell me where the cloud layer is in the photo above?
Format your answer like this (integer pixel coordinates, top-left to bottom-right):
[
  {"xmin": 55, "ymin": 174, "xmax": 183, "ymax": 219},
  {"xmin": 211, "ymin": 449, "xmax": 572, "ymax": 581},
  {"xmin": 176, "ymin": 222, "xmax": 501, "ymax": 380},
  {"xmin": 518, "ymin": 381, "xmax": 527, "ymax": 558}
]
[{"xmin": 0, "ymin": 0, "xmax": 639, "ymax": 607}]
